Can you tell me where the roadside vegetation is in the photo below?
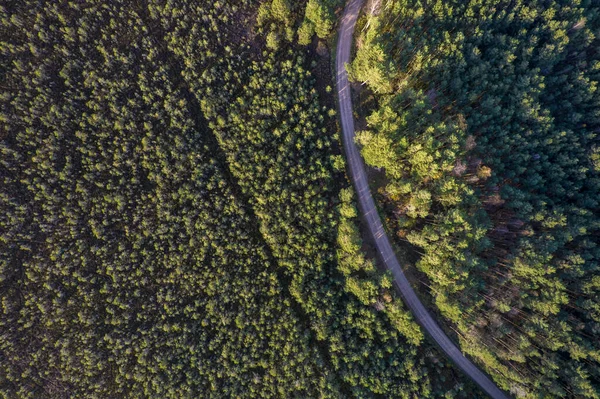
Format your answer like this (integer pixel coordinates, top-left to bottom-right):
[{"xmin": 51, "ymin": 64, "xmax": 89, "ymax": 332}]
[{"xmin": 351, "ymin": 0, "xmax": 600, "ymax": 397}]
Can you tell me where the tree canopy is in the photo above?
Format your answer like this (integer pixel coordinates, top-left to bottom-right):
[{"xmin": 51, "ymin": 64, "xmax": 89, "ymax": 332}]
[
  {"xmin": 0, "ymin": 0, "xmax": 479, "ymax": 397},
  {"xmin": 352, "ymin": 0, "xmax": 600, "ymax": 397}
]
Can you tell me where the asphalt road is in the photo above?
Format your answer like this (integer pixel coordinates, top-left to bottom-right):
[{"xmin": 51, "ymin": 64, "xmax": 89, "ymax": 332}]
[{"xmin": 335, "ymin": 1, "xmax": 510, "ymax": 398}]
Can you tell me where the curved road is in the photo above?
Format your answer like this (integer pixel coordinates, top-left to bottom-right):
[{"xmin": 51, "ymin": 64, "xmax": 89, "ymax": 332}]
[{"xmin": 335, "ymin": 1, "xmax": 510, "ymax": 398}]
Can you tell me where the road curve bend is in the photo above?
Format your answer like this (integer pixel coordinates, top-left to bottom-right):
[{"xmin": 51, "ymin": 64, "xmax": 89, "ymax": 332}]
[{"xmin": 335, "ymin": 1, "xmax": 510, "ymax": 398}]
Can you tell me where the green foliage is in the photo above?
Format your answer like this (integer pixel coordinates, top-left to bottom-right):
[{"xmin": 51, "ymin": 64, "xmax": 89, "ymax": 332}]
[
  {"xmin": 298, "ymin": 20, "xmax": 316, "ymax": 45},
  {"xmin": 353, "ymin": 0, "xmax": 600, "ymax": 397},
  {"xmin": 305, "ymin": 0, "xmax": 334, "ymax": 38},
  {"xmin": 256, "ymin": 0, "xmax": 339, "ymax": 48},
  {"xmin": 297, "ymin": 0, "xmax": 340, "ymax": 44},
  {"xmin": 0, "ymin": 2, "xmax": 337, "ymax": 397},
  {"xmin": 348, "ymin": 16, "xmax": 395, "ymax": 93},
  {"xmin": 265, "ymin": 31, "xmax": 280, "ymax": 50},
  {"xmin": 270, "ymin": 0, "xmax": 291, "ymax": 23},
  {"xmin": 0, "ymin": 0, "xmax": 476, "ymax": 398}
]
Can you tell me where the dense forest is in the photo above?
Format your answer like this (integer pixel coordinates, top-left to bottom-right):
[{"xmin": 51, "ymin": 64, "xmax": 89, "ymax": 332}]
[
  {"xmin": 0, "ymin": 0, "xmax": 483, "ymax": 397},
  {"xmin": 351, "ymin": 0, "xmax": 600, "ymax": 397}
]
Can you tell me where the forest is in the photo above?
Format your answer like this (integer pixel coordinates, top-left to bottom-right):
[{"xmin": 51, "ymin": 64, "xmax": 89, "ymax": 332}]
[
  {"xmin": 351, "ymin": 0, "xmax": 600, "ymax": 397},
  {"xmin": 0, "ymin": 0, "xmax": 481, "ymax": 398}
]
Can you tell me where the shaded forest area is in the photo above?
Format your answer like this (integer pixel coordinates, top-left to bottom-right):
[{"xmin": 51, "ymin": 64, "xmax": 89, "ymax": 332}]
[
  {"xmin": 1, "ymin": 0, "xmax": 480, "ymax": 398},
  {"xmin": 351, "ymin": 0, "xmax": 600, "ymax": 397}
]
